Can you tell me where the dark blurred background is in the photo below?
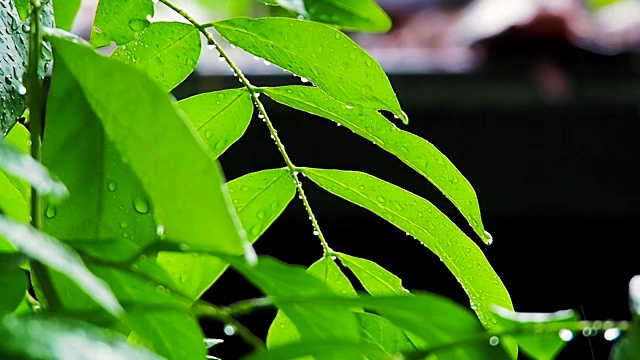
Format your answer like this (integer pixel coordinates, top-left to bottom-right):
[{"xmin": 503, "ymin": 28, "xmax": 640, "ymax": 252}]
[{"xmin": 82, "ymin": 0, "xmax": 640, "ymax": 358}]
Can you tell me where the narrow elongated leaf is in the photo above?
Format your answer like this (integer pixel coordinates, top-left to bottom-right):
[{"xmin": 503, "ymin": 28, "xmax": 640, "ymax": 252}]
[
  {"xmin": 43, "ymin": 53, "xmax": 156, "ymax": 265},
  {"xmin": 90, "ymin": 0, "xmax": 154, "ymax": 47},
  {"xmin": 264, "ymin": 86, "xmax": 490, "ymax": 244},
  {"xmin": 157, "ymin": 169, "xmax": 295, "ymax": 299},
  {"xmin": 47, "ymin": 35, "xmax": 251, "ymax": 261},
  {"xmin": 52, "ymin": 0, "xmax": 81, "ymax": 30},
  {"xmin": 336, "ymin": 252, "xmax": 407, "ymax": 296},
  {"xmin": 112, "ymin": 22, "xmax": 201, "ymax": 92},
  {"xmin": 213, "ymin": 17, "xmax": 407, "ymax": 123},
  {"xmin": 0, "ymin": 215, "xmax": 122, "ymax": 316},
  {"xmin": 269, "ymin": 0, "xmax": 391, "ymax": 32},
  {"xmin": 0, "ymin": 314, "xmax": 163, "ymax": 360},
  {"xmin": 492, "ymin": 307, "xmax": 578, "ymax": 360},
  {"xmin": 227, "ymin": 256, "xmax": 360, "ymax": 347},
  {"xmin": 274, "ymin": 293, "xmax": 509, "ymax": 360},
  {"xmin": 303, "ymin": 169, "xmax": 514, "ymax": 347},
  {"xmin": 0, "ymin": 266, "xmax": 27, "ymax": 313},
  {"xmin": 1, "ymin": 0, "xmax": 53, "ymax": 135},
  {"xmin": 0, "ymin": 123, "xmax": 30, "ymax": 227},
  {"xmin": 267, "ymin": 257, "xmax": 359, "ymax": 349},
  {"xmin": 0, "ymin": 140, "xmax": 68, "ymax": 200},
  {"xmin": 245, "ymin": 340, "xmax": 389, "ymax": 360},
  {"xmin": 179, "ymin": 89, "xmax": 254, "ymax": 158}
]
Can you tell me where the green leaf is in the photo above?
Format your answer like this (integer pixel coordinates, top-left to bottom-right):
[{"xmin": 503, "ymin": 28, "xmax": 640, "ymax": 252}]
[
  {"xmin": 227, "ymin": 256, "xmax": 360, "ymax": 348},
  {"xmin": 275, "ymin": 293, "xmax": 509, "ymax": 360},
  {"xmin": 264, "ymin": 86, "xmax": 490, "ymax": 244},
  {"xmin": 302, "ymin": 169, "xmax": 514, "ymax": 345},
  {"xmin": 0, "ymin": 123, "xmax": 30, "ymax": 227},
  {"xmin": 629, "ymin": 275, "xmax": 640, "ymax": 316},
  {"xmin": 47, "ymin": 35, "xmax": 254, "ymax": 300},
  {"xmin": 492, "ymin": 306, "xmax": 578, "ymax": 360},
  {"xmin": 244, "ymin": 340, "xmax": 389, "ymax": 360},
  {"xmin": 1, "ymin": 0, "xmax": 53, "ymax": 136},
  {"xmin": 611, "ymin": 321, "xmax": 640, "ymax": 360},
  {"xmin": 43, "ymin": 37, "xmax": 156, "ymax": 261},
  {"xmin": 357, "ymin": 312, "xmax": 416, "ymax": 355},
  {"xmin": 178, "ymin": 89, "xmax": 254, "ymax": 158},
  {"xmin": 267, "ymin": 257, "xmax": 359, "ymax": 349},
  {"xmin": 90, "ymin": 0, "xmax": 154, "ymax": 47},
  {"xmin": 336, "ymin": 252, "xmax": 407, "ymax": 296},
  {"xmin": 270, "ymin": 0, "xmax": 391, "ymax": 32},
  {"xmin": 12, "ymin": 0, "xmax": 29, "ymax": 21},
  {"xmin": 0, "ymin": 139, "xmax": 68, "ymax": 200},
  {"xmin": 112, "ymin": 22, "xmax": 201, "ymax": 92},
  {"xmin": 52, "ymin": 0, "xmax": 81, "ymax": 30},
  {"xmin": 212, "ymin": 17, "xmax": 406, "ymax": 123},
  {"xmin": 157, "ymin": 168, "xmax": 295, "ymax": 299},
  {"xmin": 0, "ymin": 265, "xmax": 27, "ymax": 313},
  {"xmin": 0, "ymin": 314, "xmax": 163, "ymax": 360},
  {"xmin": 0, "ymin": 215, "xmax": 123, "ymax": 316}
]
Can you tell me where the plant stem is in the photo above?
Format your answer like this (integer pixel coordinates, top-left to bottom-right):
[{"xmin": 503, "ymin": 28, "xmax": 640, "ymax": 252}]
[
  {"xmin": 26, "ymin": 0, "xmax": 62, "ymax": 312},
  {"xmin": 158, "ymin": 0, "xmax": 333, "ymax": 256}
]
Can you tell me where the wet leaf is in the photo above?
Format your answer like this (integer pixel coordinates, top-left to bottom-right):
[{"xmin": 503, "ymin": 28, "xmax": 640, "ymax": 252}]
[
  {"xmin": 336, "ymin": 252, "xmax": 407, "ymax": 296},
  {"xmin": 90, "ymin": 0, "xmax": 154, "ymax": 47}
]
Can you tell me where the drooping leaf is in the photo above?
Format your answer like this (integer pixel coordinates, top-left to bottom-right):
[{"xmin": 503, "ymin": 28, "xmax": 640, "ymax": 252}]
[
  {"xmin": 244, "ymin": 340, "xmax": 389, "ymax": 360},
  {"xmin": 157, "ymin": 169, "xmax": 295, "ymax": 299},
  {"xmin": 52, "ymin": 0, "xmax": 81, "ymax": 30},
  {"xmin": 0, "ymin": 314, "xmax": 163, "ymax": 360},
  {"xmin": 267, "ymin": 256, "xmax": 359, "ymax": 349},
  {"xmin": 178, "ymin": 89, "xmax": 254, "ymax": 158},
  {"xmin": 227, "ymin": 256, "xmax": 360, "ymax": 350},
  {"xmin": 212, "ymin": 17, "xmax": 406, "ymax": 123},
  {"xmin": 0, "ymin": 139, "xmax": 68, "ymax": 200},
  {"xmin": 112, "ymin": 22, "xmax": 201, "ymax": 92},
  {"xmin": 0, "ymin": 123, "xmax": 30, "ymax": 227},
  {"xmin": 0, "ymin": 265, "xmax": 27, "ymax": 313},
  {"xmin": 264, "ymin": 0, "xmax": 391, "ymax": 32},
  {"xmin": 492, "ymin": 306, "xmax": 579, "ymax": 360},
  {"xmin": 336, "ymin": 252, "xmax": 407, "ymax": 296},
  {"xmin": 43, "ymin": 43, "xmax": 156, "ymax": 262},
  {"xmin": 47, "ymin": 35, "xmax": 254, "ymax": 301},
  {"xmin": 274, "ymin": 293, "xmax": 509, "ymax": 360},
  {"xmin": 0, "ymin": 0, "xmax": 53, "ymax": 136},
  {"xmin": 90, "ymin": 0, "xmax": 154, "ymax": 47},
  {"xmin": 264, "ymin": 86, "xmax": 490, "ymax": 244},
  {"xmin": 302, "ymin": 169, "xmax": 514, "ymax": 351},
  {"xmin": 0, "ymin": 215, "xmax": 122, "ymax": 316}
]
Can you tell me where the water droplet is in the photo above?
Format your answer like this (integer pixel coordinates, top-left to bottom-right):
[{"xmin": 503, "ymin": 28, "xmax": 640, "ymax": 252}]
[
  {"xmin": 250, "ymin": 225, "xmax": 261, "ymax": 236},
  {"xmin": 300, "ymin": 77, "xmax": 309, "ymax": 83},
  {"xmin": 241, "ymin": 186, "xmax": 250, "ymax": 192},
  {"xmin": 559, "ymin": 329, "xmax": 573, "ymax": 342},
  {"xmin": 156, "ymin": 285, "xmax": 165, "ymax": 293},
  {"xmin": 489, "ymin": 336, "xmax": 500, "ymax": 346},
  {"xmin": 45, "ymin": 205, "xmax": 56, "ymax": 219},
  {"xmin": 230, "ymin": 44, "xmax": 237, "ymax": 49},
  {"xmin": 405, "ymin": 232, "xmax": 410, "ymax": 236},
  {"xmin": 179, "ymin": 275, "xmax": 187, "ymax": 284},
  {"xmin": 157, "ymin": 224, "xmax": 165, "ymax": 236},
  {"xmin": 263, "ymin": 60, "xmax": 271, "ymax": 66},
  {"xmin": 313, "ymin": 230, "xmax": 319, "ymax": 236},
  {"xmin": 21, "ymin": 23, "xmax": 30, "ymax": 32},
  {"xmin": 582, "ymin": 327, "xmax": 595, "ymax": 337},
  {"xmin": 122, "ymin": 232, "xmax": 129, "ymax": 238},
  {"xmin": 133, "ymin": 198, "xmax": 150, "ymax": 214},
  {"xmin": 257, "ymin": 211, "xmax": 265, "ymax": 220},
  {"xmin": 139, "ymin": 254, "xmax": 147, "ymax": 261},
  {"xmin": 17, "ymin": 84, "xmax": 26, "ymax": 95},
  {"xmin": 376, "ymin": 195, "xmax": 385, "ymax": 203},
  {"xmin": 604, "ymin": 328, "xmax": 621, "ymax": 341},
  {"xmin": 119, "ymin": 221, "xmax": 128, "ymax": 229},
  {"xmin": 204, "ymin": 130, "xmax": 212, "ymax": 138},
  {"xmin": 484, "ymin": 231, "xmax": 493, "ymax": 245},
  {"xmin": 223, "ymin": 324, "xmax": 236, "ymax": 336},
  {"xmin": 107, "ymin": 181, "xmax": 117, "ymax": 192}
]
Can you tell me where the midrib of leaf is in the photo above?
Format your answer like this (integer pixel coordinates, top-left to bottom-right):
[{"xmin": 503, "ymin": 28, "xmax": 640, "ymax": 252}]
[
  {"xmin": 136, "ymin": 26, "xmax": 197, "ymax": 65},
  {"xmin": 305, "ymin": 170, "xmax": 501, "ymax": 327},
  {"xmin": 234, "ymin": 170, "xmax": 288, "ymax": 213},
  {"xmin": 340, "ymin": 257, "xmax": 399, "ymax": 294},
  {"xmin": 194, "ymin": 91, "xmax": 245, "ymax": 131}
]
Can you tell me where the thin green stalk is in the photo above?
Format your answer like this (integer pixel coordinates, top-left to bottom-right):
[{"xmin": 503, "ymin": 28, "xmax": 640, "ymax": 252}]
[
  {"xmin": 158, "ymin": 0, "xmax": 333, "ymax": 256},
  {"xmin": 26, "ymin": 0, "xmax": 62, "ymax": 312}
]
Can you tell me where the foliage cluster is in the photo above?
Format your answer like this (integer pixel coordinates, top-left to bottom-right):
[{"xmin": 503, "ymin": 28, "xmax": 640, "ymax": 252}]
[{"xmin": 0, "ymin": 0, "xmax": 638, "ymax": 359}]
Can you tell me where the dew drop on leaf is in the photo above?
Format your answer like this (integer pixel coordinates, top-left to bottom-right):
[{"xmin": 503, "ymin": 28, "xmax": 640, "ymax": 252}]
[
  {"xmin": 256, "ymin": 211, "xmax": 265, "ymax": 220},
  {"xmin": 489, "ymin": 336, "xmax": 500, "ymax": 346},
  {"xmin": 45, "ymin": 205, "xmax": 56, "ymax": 219},
  {"xmin": 376, "ymin": 195, "xmax": 385, "ymax": 203},
  {"xmin": 223, "ymin": 324, "xmax": 236, "ymax": 336},
  {"xmin": 133, "ymin": 198, "xmax": 150, "ymax": 214},
  {"xmin": 559, "ymin": 329, "xmax": 573, "ymax": 342},
  {"xmin": 107, "ymin": 181, "xmax": 117, "ymax": 192},
  {"xmin": 604, "ymin": 328, "xmax": 620, "ymax": 341},
  {"xmin": 119, "ymin": 221, "xmax": 128, "ymax": 229}
]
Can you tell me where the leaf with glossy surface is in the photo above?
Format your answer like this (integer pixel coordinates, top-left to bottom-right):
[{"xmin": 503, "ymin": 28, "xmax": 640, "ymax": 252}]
[
  {"xmin": 91, "ymin": 0, "xmax": 154, "ymax": 47},
  {"xmin": 269, "ymin": 0, "xmax": 391, "ymax": 32},
  {"xmin": 179, "ymin": 89, "xmax": 254, "ymax": 158},
  {"xmin": 358, "ymin": 312, "xmax": 416, "ymax": 355},
  {"xmin": 492, "ymin": 306, "xmax": 578, "ymax": 360},
  {"xmin": 0, "ymin": 314, "xmax": 163, "ymax": 360},
  {"xmin": 336, "ymin": 252, "xmax": 407, "ymax": 296},
  {"xmin": 245, "ymin": 340, "xmax": 389, "ymax": 360},
  {"xmin": 12, "ymin": 0, "xmax": 28, "ymax": 20},
  {"xmin": 213, "ymin": 17, "xmax": 406, "ymax": 123},
  {"xmin": 264, "ymin": 86, "xmax": 490, "ymax": 244},
  {"xmin": 0, "ymin": 215, "xmax": 122, "ymax": 316},
  {"xmin": 303, "ymin": 169, "xmax": 513, "ymax": 345},
  {"xmin": 112, "ymin": 22, "xmax": 201, "ymax": 92},
  {"xmin": 53, "ymin": 0, "xmax": 81, "ymax": 30},
  {"xmin": 48, "ymin": 34, "xmax": 251, "ymax": 264},
  {"xmin": 0, "ymin": 123, "xmax": 30, "ymax": 227},
  {"xmin": 0, "ymin": 266, "xmax": 27, "ymax": 313}
]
